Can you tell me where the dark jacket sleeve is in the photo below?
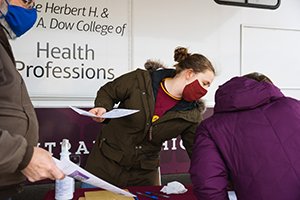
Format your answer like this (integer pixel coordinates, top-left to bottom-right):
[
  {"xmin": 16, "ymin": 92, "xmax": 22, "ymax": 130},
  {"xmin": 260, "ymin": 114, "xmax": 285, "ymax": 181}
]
[
  {"xmin": 0, "ymin": 48, "xmax": 33, "ymax": 173},
  {"xmin": 0, "ymin": 31, "xmax": 34, "ymax": 174},
  {"xmin": 181, "ymin": 124, "xmax": 197, "ymax": 158},
  {"xmin": 189, "ymin": 124, "xmax": 229, "ymax": 200},
  {"xmin": 0, "ymin": 128, "xmax": 28, "ymax": 173},
  {"xmin": 94, "ymin": 70, "xmax": 139, "ymax": 110}
]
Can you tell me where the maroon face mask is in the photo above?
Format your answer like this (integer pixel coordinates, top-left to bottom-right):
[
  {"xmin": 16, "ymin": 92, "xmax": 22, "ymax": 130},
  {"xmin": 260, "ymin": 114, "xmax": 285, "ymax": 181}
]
[{"xmin": 182, "ymin": 80, "xmax": 207, "ymax": 102}]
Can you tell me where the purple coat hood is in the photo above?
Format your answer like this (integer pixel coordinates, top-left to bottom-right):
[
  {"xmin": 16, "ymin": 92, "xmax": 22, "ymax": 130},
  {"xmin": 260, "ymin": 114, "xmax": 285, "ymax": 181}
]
[
  {"xmin": 214, "ymin": 76, "xmax": 283, "ymax": 112},
  {"xmin": 190, "ymin": 76, "xmax": 300, "ymax": 200}
]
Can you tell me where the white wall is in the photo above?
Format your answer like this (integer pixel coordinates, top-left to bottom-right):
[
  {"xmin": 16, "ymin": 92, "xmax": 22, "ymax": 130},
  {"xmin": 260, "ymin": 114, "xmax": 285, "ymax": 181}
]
[{"xmin": 132, "ymin": 0, "xmax": 300, "ymax": 106}]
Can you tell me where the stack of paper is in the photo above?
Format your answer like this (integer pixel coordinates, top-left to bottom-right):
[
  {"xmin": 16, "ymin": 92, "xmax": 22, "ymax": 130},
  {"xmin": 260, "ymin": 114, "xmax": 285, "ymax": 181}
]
[{"xmin": 81, "ymin": 190, "xmax": 134, "ymax": 200}]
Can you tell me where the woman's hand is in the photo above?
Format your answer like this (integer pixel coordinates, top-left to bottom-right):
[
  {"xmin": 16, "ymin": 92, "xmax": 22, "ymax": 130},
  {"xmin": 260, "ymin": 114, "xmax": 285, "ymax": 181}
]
[{"xmin": 89, "ymin": 107, "xmax": 107, "ymax": 123}]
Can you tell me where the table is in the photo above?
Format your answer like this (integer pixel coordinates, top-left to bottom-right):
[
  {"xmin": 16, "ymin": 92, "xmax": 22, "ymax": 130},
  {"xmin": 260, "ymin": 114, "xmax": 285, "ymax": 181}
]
[{"xmin": 44, "ymin": 185, "xmax": 197, "ymax": 200}]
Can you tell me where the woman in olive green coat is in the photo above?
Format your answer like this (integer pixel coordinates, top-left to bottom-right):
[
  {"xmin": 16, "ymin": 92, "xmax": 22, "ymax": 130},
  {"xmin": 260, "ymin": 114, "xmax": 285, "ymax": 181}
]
[{"xmin": 85, "ymin": 47, "xmax": 215, "ymax": 187}]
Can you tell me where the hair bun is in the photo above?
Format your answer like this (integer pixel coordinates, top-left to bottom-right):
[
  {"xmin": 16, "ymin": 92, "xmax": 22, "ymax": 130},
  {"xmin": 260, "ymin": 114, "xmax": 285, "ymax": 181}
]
[{"xmin": 174, "ymin": 47, "xmax": 190, "ymax": 62}]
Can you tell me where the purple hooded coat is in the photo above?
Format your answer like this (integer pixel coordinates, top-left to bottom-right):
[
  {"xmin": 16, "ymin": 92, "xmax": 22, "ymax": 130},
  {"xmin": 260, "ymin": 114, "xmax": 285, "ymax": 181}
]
[{"xmin": 189, "ymin": 76, "xmax": 300, "ymax": 200}]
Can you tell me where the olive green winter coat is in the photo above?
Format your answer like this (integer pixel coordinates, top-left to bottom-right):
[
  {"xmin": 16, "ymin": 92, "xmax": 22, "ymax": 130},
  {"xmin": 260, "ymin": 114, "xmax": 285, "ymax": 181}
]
[{"xmin": 85, "ymin": 63, "xmax": 205, "ymax": 186}]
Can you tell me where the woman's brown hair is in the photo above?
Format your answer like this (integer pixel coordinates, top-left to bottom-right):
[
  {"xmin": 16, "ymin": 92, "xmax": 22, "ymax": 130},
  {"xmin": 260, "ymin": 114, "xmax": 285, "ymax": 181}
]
[
  {"xmin": 173, "ymin": 47, "xmax": 215, "ymax": 75},
  {"xmin": 243, "ymin": 72, "xmax": 273, "ymax": 84}
]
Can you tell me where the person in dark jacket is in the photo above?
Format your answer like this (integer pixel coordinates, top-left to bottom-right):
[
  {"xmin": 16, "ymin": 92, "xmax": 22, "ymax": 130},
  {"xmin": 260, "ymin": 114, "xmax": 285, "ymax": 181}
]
[
  {"xmin": 84, "ymin": 47, "xmax": 215, "ymax": 187},
  {"xmin": 0, "ymin": 0, "xmax": 64, "ymax": 199},
  {"xmin": 190, "ymin": 72, "xmax": 300, "ymax": 200}
]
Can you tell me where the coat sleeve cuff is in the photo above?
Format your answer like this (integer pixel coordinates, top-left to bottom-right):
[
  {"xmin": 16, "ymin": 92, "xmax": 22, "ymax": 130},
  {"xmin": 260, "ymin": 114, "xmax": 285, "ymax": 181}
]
[{"xmin": 18, "ymin": 145, "xmax": 34, "ymax": 170}]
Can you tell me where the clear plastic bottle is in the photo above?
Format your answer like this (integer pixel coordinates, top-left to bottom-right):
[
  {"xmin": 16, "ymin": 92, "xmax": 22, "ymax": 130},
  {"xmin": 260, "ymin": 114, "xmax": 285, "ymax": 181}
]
[{"xmin": 55, "ymin": 139, "xmax": 75, "ymax": 200}]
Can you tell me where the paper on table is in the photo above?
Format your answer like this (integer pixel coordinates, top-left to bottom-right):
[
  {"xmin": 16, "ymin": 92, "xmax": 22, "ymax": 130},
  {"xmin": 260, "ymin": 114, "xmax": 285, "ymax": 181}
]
[
  {"xmin": 84, "ymin": 190, "xmax": 134, "ymax": 200},
  {"xmin": 69, "ymin": 106, "xmax": 139, "ymax": 119},
  {"xmin": 53, "ymin": 157, "xmax": 136, "ymax": 198}
]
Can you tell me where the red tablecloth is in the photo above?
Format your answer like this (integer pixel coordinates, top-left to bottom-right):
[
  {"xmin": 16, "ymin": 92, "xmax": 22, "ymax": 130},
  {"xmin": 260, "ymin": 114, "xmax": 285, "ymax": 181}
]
[{"xmin": 44, "ymin": 185, "xmax": 197, "ymax": 200}]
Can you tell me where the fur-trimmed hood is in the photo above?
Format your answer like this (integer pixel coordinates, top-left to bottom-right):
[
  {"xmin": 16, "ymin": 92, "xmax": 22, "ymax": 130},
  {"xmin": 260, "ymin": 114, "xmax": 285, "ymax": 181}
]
[{"xmin": 144, "ymin": 60, "xmax": 167, "ymax": 72}]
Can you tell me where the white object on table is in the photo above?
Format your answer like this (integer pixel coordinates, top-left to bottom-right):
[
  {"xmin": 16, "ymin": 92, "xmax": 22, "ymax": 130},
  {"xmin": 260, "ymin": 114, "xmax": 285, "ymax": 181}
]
[{"xmin": 160, "ymin": 181, "xmax": 188, "ymax": 194}]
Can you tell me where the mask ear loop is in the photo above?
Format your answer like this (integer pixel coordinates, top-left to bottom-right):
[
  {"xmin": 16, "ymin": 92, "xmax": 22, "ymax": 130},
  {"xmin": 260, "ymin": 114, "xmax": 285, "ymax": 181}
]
[
  {"xmin": 0, "ymin": 0, "xmax": 9, "ymax": 18},
  {"xmin": 4, "ymin": 0, "xmax": 9, "ymax": 8},
  {"xmin": 0, "ymin": 0, "xmax": 16, "ymax": 39}
]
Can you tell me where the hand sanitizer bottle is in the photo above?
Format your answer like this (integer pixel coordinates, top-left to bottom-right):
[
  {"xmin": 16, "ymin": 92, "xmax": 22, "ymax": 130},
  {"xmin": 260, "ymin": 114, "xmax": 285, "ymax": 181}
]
[{"xmin": 55, "ymin": 139, "xmax": 75, "ymax": 200}]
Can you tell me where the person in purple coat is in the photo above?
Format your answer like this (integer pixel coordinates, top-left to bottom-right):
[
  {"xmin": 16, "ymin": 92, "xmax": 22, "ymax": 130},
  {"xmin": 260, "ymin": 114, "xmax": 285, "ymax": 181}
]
[{"xmin": 189, "ymin": 72, "xmax": 300, "ymax": 200}]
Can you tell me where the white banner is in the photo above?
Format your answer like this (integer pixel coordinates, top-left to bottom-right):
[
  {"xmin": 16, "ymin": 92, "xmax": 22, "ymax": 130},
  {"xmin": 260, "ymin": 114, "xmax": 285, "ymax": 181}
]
[{"xmin": 11, "ymin": 0, "xmax": 131, "ymax": 107}]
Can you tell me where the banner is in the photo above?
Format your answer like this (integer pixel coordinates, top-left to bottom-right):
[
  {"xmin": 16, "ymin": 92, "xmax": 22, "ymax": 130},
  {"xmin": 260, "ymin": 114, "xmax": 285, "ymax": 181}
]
[{"xmin": 11, "ymin": 0, "xmax": 131, "ymax": 106}]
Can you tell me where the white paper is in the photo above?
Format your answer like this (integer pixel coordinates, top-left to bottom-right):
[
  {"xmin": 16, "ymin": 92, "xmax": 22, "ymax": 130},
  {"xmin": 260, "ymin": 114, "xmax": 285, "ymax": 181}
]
[
  {"xmin": 69, "ymin": 106, "xmax": 99, "ymax": 118},
  {"xmin": 53, "ymin": 157, "xmax": 135, "ymax": 197},
  {"xmin": 69, "ymin": 106, "xmax": 139, "ymax": 119},
  {"xmin": 228, "ymin": 191, "xmax": 238, "ymax": 200},
  {"xmin": 101, "ymin": 108, "xmax": 139, "ymax": 118}
]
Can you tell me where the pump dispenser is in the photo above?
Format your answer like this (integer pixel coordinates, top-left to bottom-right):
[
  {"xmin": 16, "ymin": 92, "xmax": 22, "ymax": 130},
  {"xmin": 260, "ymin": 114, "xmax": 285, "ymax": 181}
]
[{"xmin": 55, "ymin": 139, "xmax": 75, "ymax": 200}]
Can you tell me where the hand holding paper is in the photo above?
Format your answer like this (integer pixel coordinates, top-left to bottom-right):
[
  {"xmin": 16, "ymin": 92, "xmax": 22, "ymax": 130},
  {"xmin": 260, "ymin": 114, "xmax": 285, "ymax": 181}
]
[
  {"xmin": 69, "ymin": 106, "xmax": 139, "ymax": 119},
  {"xmin": 53, "ymin": 157, "xmax": 136, "ymax": 198},
  {"xmin": 88, "ymin": 107, "xmax": 107, "ymax": 123},
  {"xmin": 70, "ymin": 106, "xmax": 100, "ymax": 118}
]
